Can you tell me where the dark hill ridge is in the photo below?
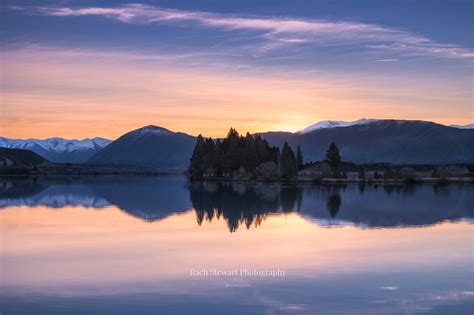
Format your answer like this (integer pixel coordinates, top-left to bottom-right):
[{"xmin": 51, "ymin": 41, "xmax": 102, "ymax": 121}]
[
  {"xmin": 87, "ymin": 125, "xmax": 196, "ymax": 169},
  {"xmin": 0, "ymin": 147, "xmax": 49, "ymax": 166},
  {"xmin": 85, "ymin": 120, "xmax": 474, "ymax": 169},
  {"xmin": 259, "ymin": 120, "xmax": 474, "ymax": 164}
]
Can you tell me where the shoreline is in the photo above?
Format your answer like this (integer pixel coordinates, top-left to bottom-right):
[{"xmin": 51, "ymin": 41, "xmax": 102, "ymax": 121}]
[
  {"xmin": 2, "ymin": 173, "xmax": 472, "ymax": 185},
  {"xmin": 189, "ymin": 177, "xmax": 474, "ymax": 184},
  {"xmin": 0, "ymin": 165, "xmax": 185, "ymax": 177}
]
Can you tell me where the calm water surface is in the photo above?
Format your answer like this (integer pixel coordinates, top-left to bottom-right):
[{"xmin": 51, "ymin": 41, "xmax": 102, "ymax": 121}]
[{"xmin": 0, "ymin": 176, "xmax": 473, "ymax": 314}]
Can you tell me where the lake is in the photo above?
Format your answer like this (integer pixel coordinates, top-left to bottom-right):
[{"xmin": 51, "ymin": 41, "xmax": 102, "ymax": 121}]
[{"xmin": 0, "ymin": 176, "xmax": 473, "ymax": 314}]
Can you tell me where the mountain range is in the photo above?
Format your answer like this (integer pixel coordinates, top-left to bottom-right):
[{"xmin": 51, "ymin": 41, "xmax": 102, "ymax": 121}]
[
  {"xmin": 0, "ymin": 137, "xmax": 111, "ymax": 163},
  {"xmin": 297, "ymin": 118, "xmax": 474, "ymax": 134},
  {"xmin": 260, "ymin": 120, "xmax": 474, "ymax": 164},
  {"xmin": 1, "ymin": 119, "xmax": 473, "ymax": 168}
]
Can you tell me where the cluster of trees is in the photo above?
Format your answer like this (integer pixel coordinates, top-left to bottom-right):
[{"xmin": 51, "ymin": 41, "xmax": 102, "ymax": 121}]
[
  {"xmin": 280, "ymin": 142, "xmax": 301, "ymax": 179},
  {"xmin": 188, "ymin": 128, "xmax": 350, "ymax": 181},
  {"xmin": 188, "ymin": 128, "xmax": 304, "ymax": 180},
  {"xmin": 189, "ymin": 128, "xmax": 277, "ymax": 179}
]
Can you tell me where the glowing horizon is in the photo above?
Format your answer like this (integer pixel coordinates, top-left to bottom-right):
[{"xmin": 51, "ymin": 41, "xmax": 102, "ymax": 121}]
[{"xmin": 1, "ymin": 2, "xmax": 472, "ymax": 139}]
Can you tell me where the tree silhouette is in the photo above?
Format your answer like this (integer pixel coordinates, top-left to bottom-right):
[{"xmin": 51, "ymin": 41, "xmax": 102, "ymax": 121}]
[
  {"xmin": 296, "ymin": 145, "xmax": 304, "ymax": 171},
  {"xmin": 188, "ymin": 128, "xmax": 279, "ymax": 180},
  {"xmin": 326, "ymin": 194, "xmax": 341, "ymax": 218},
  {"xmin": 326, "ymin": 142, "xmax": 341, "ymax": 167},
  {"xmin": 188, "ymin": 134, "xmax": 206, "ymax": 179},
  {"xmin": 189, "ymin": 181, "xmax": 303, "ymax": 232},
  {"xmin": 280, "ymin": 142, "xmax": 298, "ymax": 179}
]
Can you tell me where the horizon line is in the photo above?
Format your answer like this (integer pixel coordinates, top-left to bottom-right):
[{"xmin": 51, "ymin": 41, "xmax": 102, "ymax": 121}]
[{"xmin": 1, "ymin": 118, "xmax": 473, "ymax": 141}]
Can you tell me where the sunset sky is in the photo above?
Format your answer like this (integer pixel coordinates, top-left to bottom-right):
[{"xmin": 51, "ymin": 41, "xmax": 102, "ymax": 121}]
[{"xmin": 1, "ymin": 0, "xmax": 473, "ymax": 139}]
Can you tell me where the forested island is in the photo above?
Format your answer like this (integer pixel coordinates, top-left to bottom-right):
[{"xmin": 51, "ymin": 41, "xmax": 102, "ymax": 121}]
[
  {"xmin": 189, "ymin": 128, "xmax": 296, "ymax": 180},
  {"xmin": 188, "ymin": 128, "xmax": 474, "ymax": 183}
]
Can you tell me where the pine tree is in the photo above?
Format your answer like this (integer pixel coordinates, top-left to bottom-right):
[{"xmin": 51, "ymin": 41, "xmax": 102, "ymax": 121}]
[
  {"xmin": 296, "ymin": 145, "xmax": 304, "ymax": 171},
  {"xmin": 326, "ymin": 142, "xmax": 341, "ymax": 167},
  {"xmin": 242, "ymin": 132, "xmax": 259, "ymax": 171},
  {"xmin": 203, "ymin": 137, "xmax": 216, "ymax": 169},
  {"xmin": 213, "ymin": 139, "xmax": 223, "ymax": 175},
  {"xmin": 222, "ymin": 128, "xmax": 241, "ymax": 171},
  {"xmin": 189, "ymin": 135, "xmax": 206, "ymax": 179},
  {"xmin": 280, "ymin": 142, "xmax": 298, "ymax": 179},
  {"xmin": 225, "ymin": 127, "xmax": 240, "ymax": 151}
]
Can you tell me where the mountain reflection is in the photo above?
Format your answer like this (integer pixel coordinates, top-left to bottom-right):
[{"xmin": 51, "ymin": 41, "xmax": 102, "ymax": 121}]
[
  {"xmin": 0, "ymin": 177, "xmax": 192, "ymax": 220},
  {"xmin": 0, "ymin": 177, "xmax": 473, "ymax": 232}
]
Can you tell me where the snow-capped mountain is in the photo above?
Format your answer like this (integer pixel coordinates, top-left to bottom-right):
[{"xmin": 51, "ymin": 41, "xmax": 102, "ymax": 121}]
[
  {"xmin": 132, "ymin": 125, "xmax": 175, "ymax": 136},
  {"xmin": 450, "ymin": 123, "xmax": 474, "ymax": 129},
  {"xmin": 261, "ymin": 119, "xmax": 474, "ymax": 164},
  {"xmin": 297, "ymin": 118, "xmax": 472, "ymax": 133},
  {"xmin": 297, "ymin": 118, "xmax": 378, "ymax": 134},
  {"xmin": 0, "ymin": 137, "xmax": 111, "ymax": 163}
]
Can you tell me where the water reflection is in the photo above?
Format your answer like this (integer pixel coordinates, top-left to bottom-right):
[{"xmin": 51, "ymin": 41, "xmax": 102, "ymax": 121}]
[
  {"xmin": 326, "ymin": 194, "xmax": 341, "ymax": 218},
  {"xmin": 190, "ymin": 182, "xmax": 474, "ymax": 231},
  {"xmin": 1, "ymin": 176, "xmax": 473, "ymax": 315},
  {"xmin": 189, "ymin": 182, "xmax": 303, "ymax": 232},
  {"xmin": 1, "ymin": 177, "xmax": 473, "ymax": 232},
  {"xmin": 0, "ymin": 176, "xmax": 192, "ymax": 220}
]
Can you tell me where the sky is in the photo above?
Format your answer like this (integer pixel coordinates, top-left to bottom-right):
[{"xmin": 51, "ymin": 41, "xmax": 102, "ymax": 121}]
[{"xmin": 1, "ymin": 0, "xmax": 473, "ymax": 139}]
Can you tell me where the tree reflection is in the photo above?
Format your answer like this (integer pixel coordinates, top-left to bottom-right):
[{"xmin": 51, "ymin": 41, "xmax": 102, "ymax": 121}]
[
  {"xmin": 326, "ymin": 194, "xmax": 342, "ymax": 218},
  {"xmin": 188, "ymin": 182, "xmax": 302, "ymax": 232}
]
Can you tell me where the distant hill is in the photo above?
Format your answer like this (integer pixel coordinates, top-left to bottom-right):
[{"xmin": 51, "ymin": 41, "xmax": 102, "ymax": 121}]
[
  {"xmin": 260, "ymin": 120, "xmax": 474, "ymax": 164},
  {"xmin": 87, "ymin": 125, "xmax": 196, "ymax": 169},
  {"xmin": 0, "ymin": 137, "xmax": 111, "ymax": 163},
  {"xmin": 0, "ymin": 147, "xmax": 49, "ymax": 166}
]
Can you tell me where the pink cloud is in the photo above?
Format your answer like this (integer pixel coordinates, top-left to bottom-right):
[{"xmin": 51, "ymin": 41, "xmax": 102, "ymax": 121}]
[{"xmin": 12, "ymin": 3, "xmax": 474, "ymax": 59}]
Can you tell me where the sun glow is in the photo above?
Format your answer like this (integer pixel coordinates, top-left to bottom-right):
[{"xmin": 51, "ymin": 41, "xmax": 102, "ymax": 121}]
[{"xmin": 1, "ymin": 46, "xmax": 472, "ymax": 139}]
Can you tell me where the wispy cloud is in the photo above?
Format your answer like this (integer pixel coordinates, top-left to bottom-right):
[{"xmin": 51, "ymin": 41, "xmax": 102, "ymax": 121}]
[
  {"xmin": 11, "ymin": 3, "xmax": 474, "ymax": 60},
  {"xmin": 380, "ymin": 286, "xmax": 399, "ymax": 291},
  {"xmin": 375, "ymin": 59, "xmax": 399, "ymax": 62}
]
